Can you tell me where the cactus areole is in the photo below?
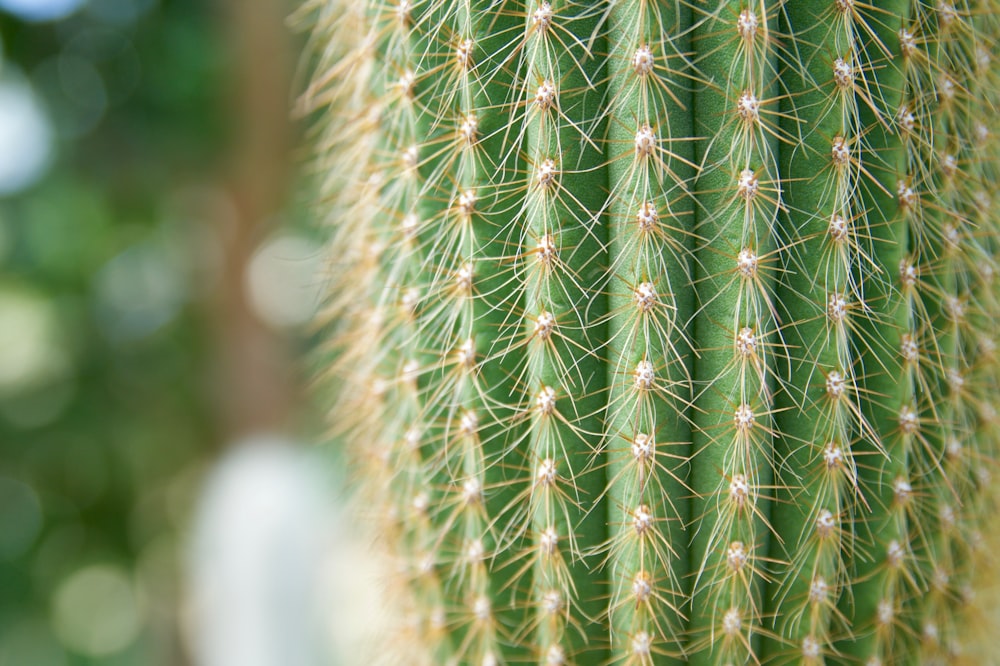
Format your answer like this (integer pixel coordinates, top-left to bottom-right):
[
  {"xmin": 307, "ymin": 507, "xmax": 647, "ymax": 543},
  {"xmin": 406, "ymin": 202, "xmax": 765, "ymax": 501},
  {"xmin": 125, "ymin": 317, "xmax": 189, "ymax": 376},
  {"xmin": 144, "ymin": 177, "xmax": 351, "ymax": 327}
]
[{"xmin": 305, "ymin": 1, "xmax": 999, "ymax": 663}]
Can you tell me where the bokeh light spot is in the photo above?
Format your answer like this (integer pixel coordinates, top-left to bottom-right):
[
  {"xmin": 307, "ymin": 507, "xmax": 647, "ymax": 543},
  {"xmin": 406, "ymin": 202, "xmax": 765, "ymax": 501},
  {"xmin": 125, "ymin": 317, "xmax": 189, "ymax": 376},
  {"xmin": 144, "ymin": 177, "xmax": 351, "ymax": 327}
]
[
  {"xmin": 94, "ymin": 239, "xmax": 186, "ymax": 341},
  {"xmin": 0, "ymin": 0, "xmax": 85, "ymax": 22},
  {"xmin": 0, "ymin": 286, "xmax": 69, "ymax": 395},
  {"xmin": 0, "ymin": 78, "xmax": 53, "ymax": 195},
  {"xmin": 52, "ymin": 564, "xmax": 142, "ymax": 657},
  {"xmin": 245, "ymin": 233, "xmax": 323, "ymax": 328}
]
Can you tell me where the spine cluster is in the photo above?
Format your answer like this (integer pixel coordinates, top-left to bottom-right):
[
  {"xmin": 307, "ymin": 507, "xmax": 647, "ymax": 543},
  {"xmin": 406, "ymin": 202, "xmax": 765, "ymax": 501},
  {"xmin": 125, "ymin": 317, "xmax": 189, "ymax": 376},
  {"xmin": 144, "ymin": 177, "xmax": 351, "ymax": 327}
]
[{"xmin": 301, "ymin": 0, "xmax": 1000, "ymax": 663}]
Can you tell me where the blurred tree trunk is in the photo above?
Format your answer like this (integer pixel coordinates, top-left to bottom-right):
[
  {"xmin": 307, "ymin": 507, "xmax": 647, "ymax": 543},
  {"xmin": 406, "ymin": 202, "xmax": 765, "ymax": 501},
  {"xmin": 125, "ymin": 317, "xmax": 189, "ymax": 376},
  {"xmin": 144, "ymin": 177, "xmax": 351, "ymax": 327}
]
[{"xmin": 210, "ymin": 0, "xmax": 296, "ymax": 440}]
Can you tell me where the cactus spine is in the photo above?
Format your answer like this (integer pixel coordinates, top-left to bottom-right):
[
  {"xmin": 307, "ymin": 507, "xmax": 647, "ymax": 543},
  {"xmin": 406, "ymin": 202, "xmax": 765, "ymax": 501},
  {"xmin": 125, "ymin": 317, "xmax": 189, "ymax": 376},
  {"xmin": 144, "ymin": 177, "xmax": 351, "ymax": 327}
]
[{"xmin": 303, "ymin": 0, "xmax": 1000, "ymax": 663}]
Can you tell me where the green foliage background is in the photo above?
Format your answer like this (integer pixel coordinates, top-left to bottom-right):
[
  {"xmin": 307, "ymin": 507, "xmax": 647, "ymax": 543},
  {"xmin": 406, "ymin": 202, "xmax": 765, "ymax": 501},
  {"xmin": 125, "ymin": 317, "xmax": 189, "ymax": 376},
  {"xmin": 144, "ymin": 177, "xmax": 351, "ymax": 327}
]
[{"xmin": 0, "ymin": 2, "xmax": 307, "ymax": 663}]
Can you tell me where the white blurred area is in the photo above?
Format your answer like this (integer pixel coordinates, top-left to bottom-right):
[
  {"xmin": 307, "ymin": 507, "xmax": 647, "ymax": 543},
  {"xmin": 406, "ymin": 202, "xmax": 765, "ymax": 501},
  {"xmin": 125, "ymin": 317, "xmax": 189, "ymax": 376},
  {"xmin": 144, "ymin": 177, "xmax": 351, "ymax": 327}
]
[
  {"xmin": 0, "ymin": 76, "xmax": 53, "ymax": 196},
  {"xmin": 0, "ymin": 0, "xmax": 84, "ymax": 23},
  {"xmin": 245, "ymin": 232, "xmax": 324, "ymax": 329},
  {"xmin": 184, "ymin": 437, "xmax": 391, "ymax": 666}
]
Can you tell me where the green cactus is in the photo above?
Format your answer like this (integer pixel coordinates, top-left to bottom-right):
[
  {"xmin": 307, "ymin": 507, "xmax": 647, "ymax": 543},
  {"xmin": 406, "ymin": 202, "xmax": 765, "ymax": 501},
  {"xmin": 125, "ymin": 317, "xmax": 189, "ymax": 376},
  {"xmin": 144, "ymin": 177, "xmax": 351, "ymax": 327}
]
[{"xmin": 301, "ymin": 0, "xmax": 1000, "ymax": 663}]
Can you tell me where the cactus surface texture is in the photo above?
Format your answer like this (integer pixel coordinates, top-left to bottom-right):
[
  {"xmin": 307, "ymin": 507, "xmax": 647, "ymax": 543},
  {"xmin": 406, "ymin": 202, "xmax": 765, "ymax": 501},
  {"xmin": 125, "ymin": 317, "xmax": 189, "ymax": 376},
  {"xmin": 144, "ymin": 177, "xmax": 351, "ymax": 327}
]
[{"xmin": 303, "ymin": 0, "xmax": 1000, "ymax": 663}]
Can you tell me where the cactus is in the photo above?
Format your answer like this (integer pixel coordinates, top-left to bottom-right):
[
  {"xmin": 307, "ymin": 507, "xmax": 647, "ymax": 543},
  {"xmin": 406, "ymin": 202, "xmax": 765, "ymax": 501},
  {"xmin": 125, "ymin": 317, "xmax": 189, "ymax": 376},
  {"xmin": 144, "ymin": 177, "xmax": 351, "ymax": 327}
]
[{"xmin": 301, "ymin": 0, "xmax": 1000, "ymax": 663}]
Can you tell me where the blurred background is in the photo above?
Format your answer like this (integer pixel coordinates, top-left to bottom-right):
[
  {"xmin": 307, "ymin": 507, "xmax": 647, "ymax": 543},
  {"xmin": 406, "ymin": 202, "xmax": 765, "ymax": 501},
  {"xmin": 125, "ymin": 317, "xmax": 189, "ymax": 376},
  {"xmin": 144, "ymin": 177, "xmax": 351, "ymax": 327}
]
[{"xmin": 0, "ymin": 1, "xmax": 358, "ymax": 664}]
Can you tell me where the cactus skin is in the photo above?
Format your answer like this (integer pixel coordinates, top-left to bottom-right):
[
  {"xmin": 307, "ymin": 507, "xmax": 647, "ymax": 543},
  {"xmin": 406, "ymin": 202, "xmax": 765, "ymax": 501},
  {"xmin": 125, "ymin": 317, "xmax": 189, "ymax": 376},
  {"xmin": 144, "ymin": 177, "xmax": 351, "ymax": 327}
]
[{"xmin": 303, "ymin": 0, "xmax": 1000, "ymax": 663}]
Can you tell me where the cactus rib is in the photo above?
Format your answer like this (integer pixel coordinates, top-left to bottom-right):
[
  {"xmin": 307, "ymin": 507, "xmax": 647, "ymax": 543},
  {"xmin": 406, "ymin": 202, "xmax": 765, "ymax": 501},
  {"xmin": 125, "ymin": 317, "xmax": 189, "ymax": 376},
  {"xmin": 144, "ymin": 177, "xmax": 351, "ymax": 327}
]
[{"xmin": 303, "ymin": 0, "xmax": 1000, "ymax": 663}]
